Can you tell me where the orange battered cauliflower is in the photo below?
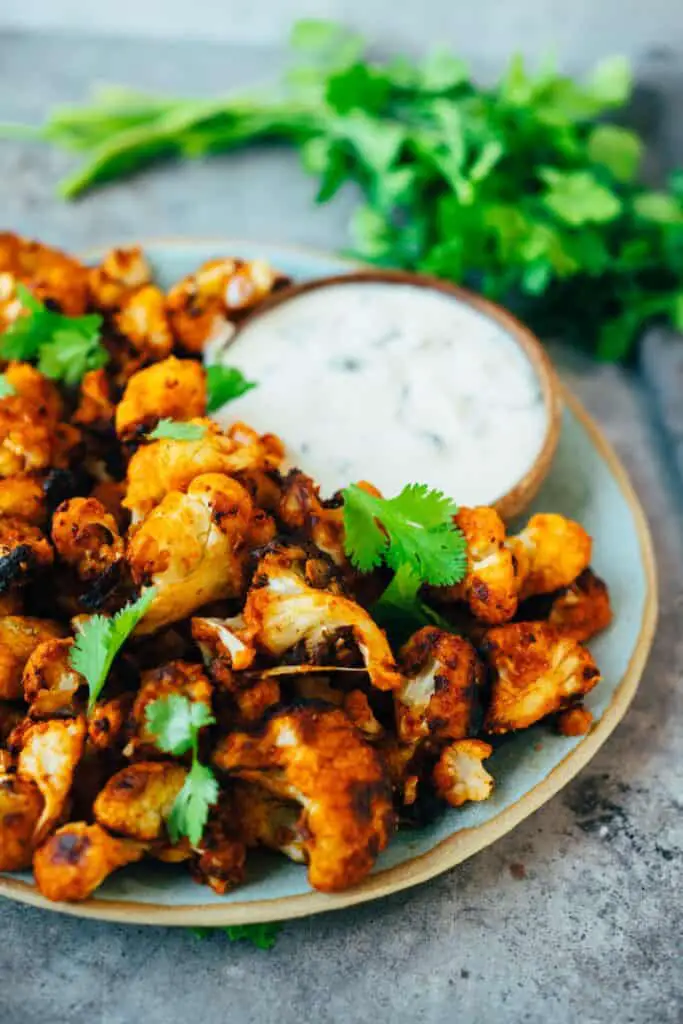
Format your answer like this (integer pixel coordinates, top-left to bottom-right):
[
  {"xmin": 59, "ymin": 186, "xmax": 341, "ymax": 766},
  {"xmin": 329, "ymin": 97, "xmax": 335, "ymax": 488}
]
[
  {"xmin": 509, "ymin": 513, "xmax": 592, "ymax": 599},
  {"xmin": 94, "ymin": 761, "xmax": 188, "ymax": 841},
  {"xmin": 0, "ymin": 774, "xmax": 44, "ymax": 870},
  {"xmin": 115, "ymin": 284, "xmax": 173, "ymax": 362},
  {"xmin": 33, "ymin": 822, "xmax": 146, "ymax": 901},
  {"xmin": 115, "ymin": 356, "xmax": 206, "ymax": 441},
  {"xmin": 16, "ymin": 716, "xmax": 87, "ymax": 843},
  {"xmin": 87, "ymin": 245, "xmax": 151, "ymax": 310},
  {"xmin": 0, "ymin": 616, "xmax": 65, "ymax": 700},
  {"xmin": 432, "ymin": 738, "xmax": 494, "ymax": 807},
  {"xmin": 546, "ymin": 568, "xmax": 613, "ymax": 643}
]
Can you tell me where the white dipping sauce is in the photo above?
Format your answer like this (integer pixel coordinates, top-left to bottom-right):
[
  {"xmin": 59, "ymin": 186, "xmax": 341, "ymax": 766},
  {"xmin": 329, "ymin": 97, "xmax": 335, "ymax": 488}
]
[{"xmin": 215, "ymin": 282, "xmax": 548, "ymax": 505}]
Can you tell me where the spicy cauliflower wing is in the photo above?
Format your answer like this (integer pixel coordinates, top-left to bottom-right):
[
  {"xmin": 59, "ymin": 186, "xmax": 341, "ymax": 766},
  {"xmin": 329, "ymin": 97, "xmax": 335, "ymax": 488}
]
[
  {"xmin": 242, "ymin": 545, "xmax": 403, "ymax": 692},
  {"xmin": 124, "ymin": 419, "xmax": 283, "ymax": 522},
  {"xmin": 432, "ymin": 739, "xmax": 494, "ymax": 807},
  {"xmin": 0, "ymin": 477, "xmax": 47, "ymax": 525},
  {"xmin": 279, "ymin": 470, "xmax": 348, "ymax": 567},
  {"xmin": 22, "ymin": 637, "xmax": 84, "ymax": 712},
  {"xmin": 51, "ymin": 497, "xmax": 124, "ymax": 582},
  {"xmin": 0, "ymin": 774, "xmax": 44, "ymax": 870},
  {"xmin": 396, "ymin": 627, "xmax": 484, "ymax": 745},
  {"xmin": 115, "ymin": 356, "xmax": 207, "ymax": 441},
  {"xmin": 190, "ymin": 795, "xmax": 247, "ymax": 894},
  {"xmin": 0, "ymin": 616, "xmax": 66, "ymax": 700},
  {"xmin": 214, "ymin": 704, "xmax": 395, "ymax": 892},
  {"xmin": 482, "ymin": 622, "xmax": 601, "ymax": 734},
  {"xmin": 115, "ymin": 284, "xmax": 173, "ymax": 363},
  {"xmin": 508, "ymin": 513, "xmax": 592, "ymax": 600},
  {"xmin": 16, "ymin": 716, "xmax": 87, "ymax": 843},
  {"xmin": 556, "ymin": 705, "xmax": 594, "ymax": 735},
  {"xmin": 128, "ymin": 473, "xmax": 255, "ymax": 634},
  {"xmin": 87, "ymin": 245, "xmax": 151, "ymax": 310},
  {"xmin": 33, "ymin": 822, "xmax": 146, "ymax": 902},
  {"xmin": 73, "ymin": 369, "xmax": 116, "ymax": 432},
  {"xmin": 546, "ymin": 568, "xmax": 613, "ymax": 643},
  {"xmin": 4, "ymin": 362, "xmax": 64, "ymax": 423},
  {"xmin": 432, "ymin": 507, "xmax": 519, "ymax": 624},
  {"xmin": 231, "ymin": 781, "xmax": 306, "ymax": 863},
  {"xmin": 94, "ymin": 761, "xmax": 188, "ymax": 841},
  {"xmin": 0, "ymin": 517, "xmax": 53, "ymax": 592}
]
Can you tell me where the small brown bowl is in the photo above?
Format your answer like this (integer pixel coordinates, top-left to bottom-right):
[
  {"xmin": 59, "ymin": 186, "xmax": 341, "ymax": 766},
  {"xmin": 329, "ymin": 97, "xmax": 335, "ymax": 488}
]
[{"xmin": 232, "ymin": 268, "xmax": 562, "ymax": 520}]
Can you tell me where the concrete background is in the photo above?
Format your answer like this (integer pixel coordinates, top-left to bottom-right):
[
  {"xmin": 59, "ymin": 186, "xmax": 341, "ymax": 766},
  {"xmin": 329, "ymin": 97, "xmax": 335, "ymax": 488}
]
[{"xmin": 0, "ymin": 20, "xmax": 682, "ymax": 1024}]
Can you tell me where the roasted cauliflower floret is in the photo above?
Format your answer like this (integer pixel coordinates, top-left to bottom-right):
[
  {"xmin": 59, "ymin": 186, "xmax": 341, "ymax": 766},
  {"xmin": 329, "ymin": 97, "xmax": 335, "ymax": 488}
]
[
  {"xmin": 115, "ymin": 356, "xmax": 206, "ymax": 441},
  {"xmin": 482, "ymin": 622, "xmax": 601, "ymax": 734},
  {"xmin": 124, "ymin": 660, "xmax": 213, "ymax": 757},
  {"xmin": 128, "ymin": 474, "xmax": 255, "ymax": 634},
  {"xmin": 3, "ymin": 362, "xmax": 63, "ymax": 422},
  {"xmin": 51, "ymin": 497, "xmax": 124, "ymax": 582},
  {"xmin": 556, "ymin": 705, "xmax": 593, "ymax": 736},
  {"xmin": 232, "ymin": 781, "xmax": 306, "ymax": 863},
  {"xmin": 396, "ymin": 627, "xmax": 483, "ymax": 745},
  {"xmin": 16, "ymin": 716, "xmax": 87, "ymax": 843},
  {"xmin": 73, "ymin": 368, "xmax": 115, "ymax": 431},
  {"xmin": 167, "ymin": 257, "xmax": 282, "ymax": 355},
  {"xmin": 0, "ymin": 517, "xmax": 53, "ymax": 591},
  {"xmin": 0, "ymin": 477, "xmax": 46, "ymax": 525},
  {"xmin": 432, "ymin": 507, "xmax": 519, "ymax": 624},
  {"xmin": 0, "ymin": 616, "xmax": 66, "ymax": 700},
  {"xmin": 33, "ymin": 822, "xmax": 146, "ymax": 902},
  {"xmin": 124, "ymin": 419, "xmax": 283, "ymax": 522},
  {"xmin": 87, "ymin": 245, "xmax": 152, "ymax": 310},
  {"xmin": 94, "ymin": 761, "xmax": 187, "ymax": 841},
  {"xmin": 508, "ymin": 513, "xmax": 592, "ymax": 600},
  {"xmin": 242, "ymin": 546, "xmax": 403, "ymax": 692},
  {"xmin": 13, "ymin": 240, "xmax": 88, "ymax": 315},
  {"xmin": 285, "ymin": 673, "xmax": 384, "ymax": 740},
  {"xmin": 214, "ymin": 704, "xmax": 395, "ymax": 892},
  {"xmin": 0, "ymin": 397, "xmax": 54, "ymax": 477},
  {"xmin": 279, "ymin": 470, "xmax": 347, "ymax": 567},
  {"xmin": 433, "ymin": 739, "xmax": 494, "ymax": 807},
  {"xmin": 22, "ymin": 637, "xmax": 84, "ymax": 708},
  {"xmin": 0, "ymin": 774, "xmax": 44, "ymax": 870},
  {"xmin": 192, "ymin": 614, "xmax": 256, "ymax": 672},
  {"xmin": 88, "ymin": 693, "xmax": 134, "ymax": 752},
  {"xmin": 190, "ymin": 795, "xmax": 247, "ymax": 894},
  {"xmin": 545, "ymin": 568, "xmax": 613, "ymax": 643},
  {"xmin": 115, "ymin": 284, "xmax": 173, "ymax": 362}
]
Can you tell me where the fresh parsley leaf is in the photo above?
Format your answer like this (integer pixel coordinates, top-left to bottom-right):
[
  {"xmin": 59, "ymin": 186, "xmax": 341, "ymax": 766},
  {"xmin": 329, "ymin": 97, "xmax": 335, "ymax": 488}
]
[
  {"xmin": 0, "ymin": 375, "xmax": 16, "ymax": 398},
  {"xmin": 168, "ymin": 759, "xmax": 219, "ymax": 847},
  {"xmin": 145, "ymin": 693, "xmax": 215, "ymax": 757},
  {"xmin": 0, "ymin": 285, "xmax": 107, "ymax": 383},
  {"xmin": 148, "ymin": 419, "xmax": 207, "ymax": 442},
  {"xmin": 342, "ymin": 483, "xmax": 467, "ymax": 586},
  {"xmin": 146, "ymin": 693, "xmax": 218, "ymax": 847},
  {"xmin": 190, "ymin": 922, "xmax": 282, "ymax": 948},
  {"xmin": 205, "ymin": 365, "xmax": 256, "ymax": 413},
  {"xmin": 70, "ymin": 589, "xmax": 156, "ymax": 711}
]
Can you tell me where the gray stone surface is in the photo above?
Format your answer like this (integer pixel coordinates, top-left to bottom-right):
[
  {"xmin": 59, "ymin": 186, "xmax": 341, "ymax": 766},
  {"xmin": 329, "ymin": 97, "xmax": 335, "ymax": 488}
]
[{"xmin": 0, "ymin": 30, "xmax": 682, "ymax": 1024}]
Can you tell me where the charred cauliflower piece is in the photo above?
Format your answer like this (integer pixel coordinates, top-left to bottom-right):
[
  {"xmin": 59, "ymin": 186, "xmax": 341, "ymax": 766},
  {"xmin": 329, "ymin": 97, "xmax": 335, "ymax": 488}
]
[
  {"xmin": 125, "ymin": 660, "xmax": 213, "ymax": 757},
  {"xmin": 0, "ymin": 774, "xmax": 44, "ymax": 870},
  {"xmin": 433, "ymin": 739, "xmax": 494, "ymax": 807},
  {"xmin": 22, "ymin": 637, "xmax": 84, "ymax": 712},
  {"xmin": 51, "ymin": 497, "xmax": 124, "ymax": 582},
  {"xmin": 509, "ymin": 513, "xmax": 592, "ymax": 600},
  {"xmin": 396, "ymin": 627, "xmax": 483, "ymax": 745},
  {"xmin": 167, "ymin": 257, "xmax": 282, "ymax": 354},
  {"xmin": 482, "ymin": 622, "xmax": 601, "ymax": 734},
  {"xmin": 88, "ymin": 693, "xmax": 134, "ymax": 752},
  {"xmin": 192, "ymin": 614, "xmax": 256, "ymax": 673},
  {"xmin": 242, "ymin": 545, "xmax": 403, "ymax": 692},
  {"xmin": 124, "ymin": 419, "xmax": 283, "ymax": 522},
  {"xmin": 128, "ymin": 474, "xmax": 255, "ymax": 634},
  {"xmin": 16, "ymin": 716, "xmax": 87, "ymax": 843},
  {"xmin": 87, "ymin": 245, "xmax": 151, "ymax": 310},
  {"xmin": 4, "ymin": 362, "xmax": 64, "ymax": 422},
  {"xmin": 433, "ymin": 507, "xmax": 519, "ymax": 624},
  {"xmin": 546, "ymin": 568, "xmax": 613, "ymax": 643},
  {"xmin": 279, "ymin": 470, "xmax": 347, "ymax": 567},
  {"xmin": 0, "ymin": 477, "xmax": 47, "ymax": 525},
  {"xmin": 556, "ymin": 705, "xmax": 593, "ymax": 736},
  {"xmin": 232, "ymin": 781, "xmax": 306, "ymax": 863},
  {"xmin": 33, "ymin": 822, "xmax": 146, "ymax": 902},
  {"xmin": 0, "ymin": 517, "xmax": 53, "ymax": 591},
  {"xmin": 115, "ymin": 284, "xmax": 173, "ymax": 363},
  {"xmin": 214, "ymin": 704, "xmax": 395, "ymax": 892},
  {"xmin": 0, "ymin": 396, "xmax": 54, "ymax": 477},
  {"xmin": 94, "ymin": 761, "xmax": 188, "ymax": 841},
  {"xmin": 13, "ymin": 239, "xmax": 88, "ymax": 315},
  {"xmin": 115, "ymin": 356, "xmax": 206, "ymax": 441},
  {"xmin": 0, "ymin": 616, "xmax": 66, "ymax": 700},
  {"xmin": 73, "ymin": 369, "xmax": 116, "ymax": 432},
  {"xmin": 190, "ymin": 795, "xmax": 247, "ymax": 894}
]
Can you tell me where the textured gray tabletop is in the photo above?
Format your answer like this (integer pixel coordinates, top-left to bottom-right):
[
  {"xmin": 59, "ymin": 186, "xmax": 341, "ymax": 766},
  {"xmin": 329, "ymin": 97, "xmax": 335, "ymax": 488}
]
[{"xmin": 0, "ymin": 31, "xmax": 682, "ymax": 1024}]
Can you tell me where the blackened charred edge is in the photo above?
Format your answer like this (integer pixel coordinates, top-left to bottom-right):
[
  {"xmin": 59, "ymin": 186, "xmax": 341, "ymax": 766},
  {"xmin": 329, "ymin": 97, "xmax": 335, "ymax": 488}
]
[
  {"xmin": 52, "ymin": 831, "xmax": 91, "ymax": 865},
  {"xmin": 79, "ymin": 560, "xmax": 123, "ymax": 611},
  {"xmin": 0, "ymin": 546, "xmax": 32, "ymax": 592}
]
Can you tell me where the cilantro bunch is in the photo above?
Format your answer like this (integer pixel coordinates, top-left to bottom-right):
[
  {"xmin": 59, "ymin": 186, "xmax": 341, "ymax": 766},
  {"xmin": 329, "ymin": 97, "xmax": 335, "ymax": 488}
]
[{"xmin": 6, "ymin": 20, "xmax": 683, "ymax": 359}]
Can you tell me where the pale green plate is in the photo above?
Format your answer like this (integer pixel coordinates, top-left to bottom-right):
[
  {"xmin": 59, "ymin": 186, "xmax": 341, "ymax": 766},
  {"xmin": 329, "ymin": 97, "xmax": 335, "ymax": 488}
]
[{"xmin": 0, "ymin": 241, "xmax": 657, "ymax": 925}]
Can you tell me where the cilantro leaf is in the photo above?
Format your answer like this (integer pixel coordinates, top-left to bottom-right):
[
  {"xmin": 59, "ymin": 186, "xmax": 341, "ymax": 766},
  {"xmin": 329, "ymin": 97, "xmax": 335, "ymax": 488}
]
[
  {"xmin": 541, "ymin": 169, "xmax": 622, "ymax": 226},
  {"xmin": 373, "ymin": 563, "xmax": 456, "ymax": 646},
  {"xmin": 587, "ymin": 124, "xmax": 642, "ymax": 183},
  {"xmin": 0, "ymin": 285, "xmax": 107, "ymax": 383},
  {"xmin": 167, "ymin": 759, "xmax": 219, "ymax": 847},
  {"xmin": 190, "ymin": 922, "xmax": 282, "ymax": 948},
  {"xmin": 342, "ymin": 483, "xmax": 466, "ymax": 586},
  {"xmin": 205, "ymin": 365, "xmax": 256, "ymax": 413},
  {"xmin": 70, "ymin": 589, "xmax": 156, "ymax": 710},
  {"xmin": 148, "ymin": 419, "xmax": 207, "ymax": 441},
  {"xmin": 0, "ymin": 375, "xmax": 16, "ymax": 398},
  {"xmin": 145, "ymin": 693, "xmax": 215, "ymax": 757}
]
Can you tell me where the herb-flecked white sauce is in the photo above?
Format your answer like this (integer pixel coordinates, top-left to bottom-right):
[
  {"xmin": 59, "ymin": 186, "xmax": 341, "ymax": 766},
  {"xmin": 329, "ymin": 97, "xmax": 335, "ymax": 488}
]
[{"xmin": 215, "ymin": 282, "xmax": 548, "ymax": 505}]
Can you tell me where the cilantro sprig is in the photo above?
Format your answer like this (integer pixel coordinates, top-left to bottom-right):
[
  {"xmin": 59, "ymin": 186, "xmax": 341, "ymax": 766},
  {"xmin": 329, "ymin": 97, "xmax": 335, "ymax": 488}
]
[
  {"xmin": 1, "ymin": 284, "xmax": 107, "ymax": 384},
  {"xmin": 372, "ymin": 563, "xmax": 456, "ymax": 645},
  {"xmin": 70, "ymin": 588, "xmax": 156, "ymax": 711},
  {"xmin": 342, "ymin": 483, "xmax": 466, "ymax": 585},
  {"xmin": 190, "ymin": 922, "xmax": 282, "ymax": 949},
  {"xmin": 145, "ymin": 694, "xmax": 219, "ymax": 847},
  {"xmin": 148, "ymin": 418, "xmax": 207, "ymax": 442},
  {"xmin": 205, "ymin": 365, "xmax": 256, "ymax": 413},
  {"xmin": 8, "ymin": 23, "xmax": 683, "ymax": 360}
]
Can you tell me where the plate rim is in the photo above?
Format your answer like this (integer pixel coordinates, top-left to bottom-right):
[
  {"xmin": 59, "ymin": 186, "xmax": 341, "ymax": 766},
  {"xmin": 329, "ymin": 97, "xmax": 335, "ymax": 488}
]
[{"xmin": 0, "ymin": 240, "xmax": 658, "ymax": 926}]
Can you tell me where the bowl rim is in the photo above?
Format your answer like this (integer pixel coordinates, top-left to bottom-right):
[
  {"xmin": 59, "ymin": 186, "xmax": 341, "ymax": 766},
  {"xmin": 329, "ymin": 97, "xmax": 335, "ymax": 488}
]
[
  {"xmin": 228, "ymin": 266, "xmax": 563, "ymax": 520},
  {"xmin": 0, "ymin": 386, "xmax": 657, "ymax": 927}
]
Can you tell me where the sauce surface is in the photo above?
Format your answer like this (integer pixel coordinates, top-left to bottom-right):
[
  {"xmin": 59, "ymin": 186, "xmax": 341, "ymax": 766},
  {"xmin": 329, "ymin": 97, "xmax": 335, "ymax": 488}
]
[{"xmin": 215, "ymin": 281, "xmax": 548, "ymax": 504}]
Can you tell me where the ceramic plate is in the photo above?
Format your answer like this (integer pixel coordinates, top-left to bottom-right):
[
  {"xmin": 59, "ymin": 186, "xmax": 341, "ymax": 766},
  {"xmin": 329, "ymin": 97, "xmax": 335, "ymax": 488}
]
[{"xmin": 0, "ymin": 241, "xmax": 657, "ymax": 926}]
